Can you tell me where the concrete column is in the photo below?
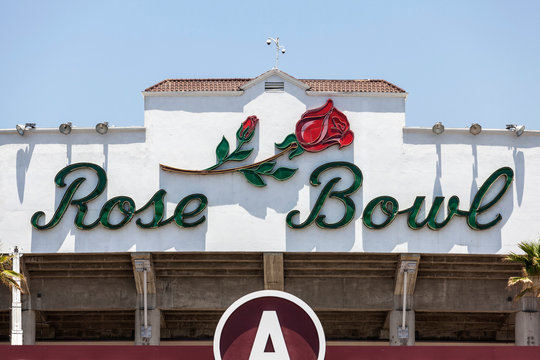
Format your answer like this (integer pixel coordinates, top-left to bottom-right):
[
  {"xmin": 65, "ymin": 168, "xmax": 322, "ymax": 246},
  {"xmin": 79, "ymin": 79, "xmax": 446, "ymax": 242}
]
[
  {"xmin": 131, "ymin": 254, "xmax": 158, "ymax": 345},
  {"xmin": 389, "ymin": 254, "xmax": 419, "ymax": 346},
  {"xmin": 264, "ymin": 253, "xmax": 284, "ymax": 291},
  {"xmin": 389, "ymin": 308, "xmax": 415, "ymax": 345},
  {"xmin": 515, "ymin": 312, "xmax": 540, "ymax": 346},
  {"xmin": 135, "ymin": 295, "xmax": 160, "ymax": 345},
  {"xmin": 22, "ymin": 309, "xmax": 35, "ymax": 345},
  {"xmin": 515, "ymin": 297, "xmax": 540, "ymax": 346}
]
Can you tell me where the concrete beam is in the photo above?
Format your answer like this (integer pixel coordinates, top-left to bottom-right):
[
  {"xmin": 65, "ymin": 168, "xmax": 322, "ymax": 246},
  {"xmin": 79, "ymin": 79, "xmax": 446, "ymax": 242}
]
[
  {"xmin": 158, "ymin": 277, "xmax": 262, "ymax": 309},
  {"xmin": 29, "ymin": 278, "xmax": 136, "ymax": 310},
  {"xmin": 131, "ymin": 253, "xmax": 156, "ymax": 294},
  {"xmin": 414, "ymin": 278, "xmax": 516, "ymax": 312},
  {"xmin": 264, "ymin": 253, "xmax": 284, "ymax": 291}
]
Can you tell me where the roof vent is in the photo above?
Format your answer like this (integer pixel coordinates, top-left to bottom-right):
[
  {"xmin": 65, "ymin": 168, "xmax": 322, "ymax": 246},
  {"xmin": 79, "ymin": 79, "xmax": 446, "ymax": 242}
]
[{"xmin": 265, "ymin": 81, "xmax": 284, "ymax": 92}]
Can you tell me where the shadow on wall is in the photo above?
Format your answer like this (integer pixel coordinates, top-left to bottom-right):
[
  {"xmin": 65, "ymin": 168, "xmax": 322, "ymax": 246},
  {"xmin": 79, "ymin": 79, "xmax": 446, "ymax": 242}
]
[
  {"xmin": 16, "ymin": 144, "xmax": 35, "ymax": 203},
  {"xmin": 513, "ymin": 148, "xmax": 525, "ymax": 207},
  {"xmin": 13, "ymin": 131, "xmax": 145, "ymax": 204}
]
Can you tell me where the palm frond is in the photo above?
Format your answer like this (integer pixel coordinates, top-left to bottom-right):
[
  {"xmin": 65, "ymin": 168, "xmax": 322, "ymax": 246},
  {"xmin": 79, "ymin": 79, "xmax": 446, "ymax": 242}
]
[
  {"xmin": 518, "ymin": 242, "xmax": 535, "ymax": 257},
  {"xmin": 516, "ymin": 288, "xmax": 532, "ymax": 299},
  {"xmin": 506, "ymin": 240, "xmax": 540, "ymax": 298},
  {"xmin": 0, "ymin": 272, "xmax": 22, "ymax": 291},
  {"xmin": 0, "ymin": 253, "xmax": 23, "ymax": 290},
  {"xmin": 508, "ymin": 276, "xmax": 531, "ymax": 286}
]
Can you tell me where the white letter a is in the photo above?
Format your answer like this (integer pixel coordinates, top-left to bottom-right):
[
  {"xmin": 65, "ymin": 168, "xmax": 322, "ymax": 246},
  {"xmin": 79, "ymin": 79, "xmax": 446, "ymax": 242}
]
[{"xmin": 249, "ymin": 311, "xmax": 290, "ymax": 360}]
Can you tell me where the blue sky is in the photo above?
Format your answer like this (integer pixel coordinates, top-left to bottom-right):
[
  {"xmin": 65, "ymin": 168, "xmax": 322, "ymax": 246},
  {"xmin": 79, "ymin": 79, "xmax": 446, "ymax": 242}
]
[{"xmin": 1, "ymin": 0, "xmax": 539, "ymax": 130}]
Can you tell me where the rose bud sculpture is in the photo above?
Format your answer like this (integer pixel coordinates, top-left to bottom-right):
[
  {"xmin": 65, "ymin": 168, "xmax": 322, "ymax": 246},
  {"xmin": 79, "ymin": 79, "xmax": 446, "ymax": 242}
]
[
  {"xmin": 205, "ymin": 115, "xmax": 260, "ymax": 171},
  {"xmin": 295, "ymin": 99, "xmax": 354, "ymax": 152},
  {"xmin": 275, "ymin": 99, "xmax": 355, "ymax": 160},
  {"xmin": 161, "ymin": 99, "xmax": 354, "ymax": 187},
  {"xmin": 236, "ymin": 115, "xmax": 259, "ymax": 142}
]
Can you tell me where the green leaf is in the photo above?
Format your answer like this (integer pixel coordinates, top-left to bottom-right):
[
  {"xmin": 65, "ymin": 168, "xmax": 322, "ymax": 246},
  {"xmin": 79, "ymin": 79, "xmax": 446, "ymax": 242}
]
[
  {"xmin": 269, "ymin": 167, "xmax": 298, "ymax": 181},
  {"xmin": 3, "ymin": 269, "xmax": 22, "ymax": 278},
  {"xmin": 275, "ymin": 133, "xmax": 298, "ymax": 149},
  {"xmin": 256, "ymin": 162, "xmax": 276, "ymax": 174},
  {"xmin": 288, "ymin": 145, "xmax": 305, "ymax": 160},
  {"xmin": 216, "ymin": 137, "xmax": 230, "ymax": 162},
  {"xmin": 238, "ymin": 169, "xmax": 266, "ymax": 187},
  {"xmin": 227, "ymin": 149, "xmax": 253, "ymax": 162}
]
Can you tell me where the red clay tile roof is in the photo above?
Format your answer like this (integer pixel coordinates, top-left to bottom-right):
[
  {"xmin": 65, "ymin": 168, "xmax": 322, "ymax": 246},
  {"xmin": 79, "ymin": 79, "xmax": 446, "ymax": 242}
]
[
  {"xmin": 302, "ymin": 79, "xmax": 405, "ymax": 93},
  {"xmin": 145, "ymin": 79, "xmax": 250, "ymax": 92},
  {"xmin": 145, "ymin": 78, "xmax": 405, "ymax": 93}
]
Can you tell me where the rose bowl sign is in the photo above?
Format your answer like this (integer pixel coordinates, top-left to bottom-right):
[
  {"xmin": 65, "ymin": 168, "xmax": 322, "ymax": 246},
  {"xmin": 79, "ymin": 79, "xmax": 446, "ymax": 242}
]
[
  {"xmin": 213, "ymin": 290, "xmax": 326, "ymax": 360},
  {"xmin": 31, "ymin": 98, "xmax": 513, "ymax": 233}
]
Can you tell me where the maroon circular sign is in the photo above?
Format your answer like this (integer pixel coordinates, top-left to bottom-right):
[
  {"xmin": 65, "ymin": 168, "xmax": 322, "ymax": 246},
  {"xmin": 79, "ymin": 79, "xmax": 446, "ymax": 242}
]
[{"xmin": 213, "ymin": 290, "xmax": 326, "ymax": 360}]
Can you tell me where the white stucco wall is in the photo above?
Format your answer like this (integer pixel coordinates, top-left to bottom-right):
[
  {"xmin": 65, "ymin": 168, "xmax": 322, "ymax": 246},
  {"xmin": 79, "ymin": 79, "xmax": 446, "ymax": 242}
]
[{"xmin": 0, "ymin": 73, "xmax": 538, "ymax": 254}]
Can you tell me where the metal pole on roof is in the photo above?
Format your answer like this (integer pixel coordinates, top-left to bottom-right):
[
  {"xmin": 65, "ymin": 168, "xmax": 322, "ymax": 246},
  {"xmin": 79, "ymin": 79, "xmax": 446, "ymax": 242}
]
[
  {"xmin": 143, "ymin": 268, "xmax": 148, "ymax": 334},
  {"xmin": 11, "ymin": 246, "xmax": 23, "ymax": 345},
  {"xmin": 402, "ymin": 270, "xmax": 407, "ymax": 329},
  {"xmin": 266, "ymin": 37, "xmax": 286, "ymax": 69}
]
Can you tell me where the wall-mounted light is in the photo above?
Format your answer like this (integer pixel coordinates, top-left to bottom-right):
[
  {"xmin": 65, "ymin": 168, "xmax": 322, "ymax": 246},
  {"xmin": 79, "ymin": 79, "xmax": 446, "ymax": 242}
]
[
  {"xmin": 59, "ymin": 122, "xmax": 72, "ymax": 135},
  {"xmin": 506, "ymin": 124, "xmax": 525, "ymax": 137},
  {"xmin": 15, "ymin": 123, "xmax": 36, "ymax": 136},
  {"xmin": 469, "ymin": 123, "xmax": 482, "ymax": 135},
  {"xmin": 95, "ymin": 122, "xmax": 108, "ymax": 134},
  {"xmin": 432, "ymin": 122, "xmax": 444, "ymax": 135}
]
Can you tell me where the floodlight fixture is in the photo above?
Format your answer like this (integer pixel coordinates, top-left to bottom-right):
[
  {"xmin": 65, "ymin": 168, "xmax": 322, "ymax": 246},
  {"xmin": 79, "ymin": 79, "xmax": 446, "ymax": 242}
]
[
  {"xmin": 469, "ymin": 123, "xmax": 482, "ymax": 135},
  {"xmin": 506, "ymin": 124, "xmax": 525, "ymax": 137},
  {"xmin": 95, "ymin": 122, "xmax": 108, "ymax": 134},
  {"xmin": 432, "ymin": 122, "xmax": 444, "ymax": 135},
  {"xmin": 16, "ymin": 123, "xmax": 36, "ymax": 136},
  {"xmin": 59, "ymin": 122, "xmax": 72, "ymax": 135}
]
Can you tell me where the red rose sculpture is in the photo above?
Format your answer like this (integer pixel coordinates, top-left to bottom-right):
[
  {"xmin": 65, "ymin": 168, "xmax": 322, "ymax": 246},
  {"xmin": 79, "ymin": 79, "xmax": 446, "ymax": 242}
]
[
  {"xmin": 236, "ymin": 115, "xmax": 259, "ymax": 142},
  {"xmin": 162, "ymin": 100, "xmax": 355, "ymax": 187},
  {"xmin": 295, "ymin": 99, "xmax": 354, "ymax": 152}
]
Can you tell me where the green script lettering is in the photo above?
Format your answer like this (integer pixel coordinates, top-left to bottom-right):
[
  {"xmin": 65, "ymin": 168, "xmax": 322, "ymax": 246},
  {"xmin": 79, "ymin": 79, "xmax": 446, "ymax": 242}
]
[
  {"xmin": 31, "ymin": 163, "xmax": 208, "ymax": 230},
  {"xmin": 31, "ymin": 163, "xmax": 107, "ymax": 230},
  {"xmin": 467, "ymin": 167, "xmax": 514, "ymax": 230},
  {"xmin": 362, "ymin": 196, "xmax": 399, "ymax": 229},
  {"xmin": 286, "ymin": 161, "xmax": 363, "ymax": 229}
]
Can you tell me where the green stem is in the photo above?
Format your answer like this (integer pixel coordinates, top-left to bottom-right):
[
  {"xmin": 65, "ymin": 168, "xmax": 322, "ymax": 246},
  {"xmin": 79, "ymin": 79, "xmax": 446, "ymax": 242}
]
[
  {"xmin": 161, "ymin": 143, "xmax": 297, "ymax": 175},
  {"xmin": 205, "ymin": 139, "xmax": 246, "ymax": 171}
]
